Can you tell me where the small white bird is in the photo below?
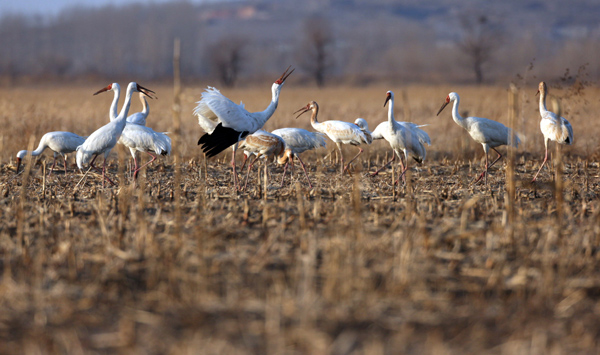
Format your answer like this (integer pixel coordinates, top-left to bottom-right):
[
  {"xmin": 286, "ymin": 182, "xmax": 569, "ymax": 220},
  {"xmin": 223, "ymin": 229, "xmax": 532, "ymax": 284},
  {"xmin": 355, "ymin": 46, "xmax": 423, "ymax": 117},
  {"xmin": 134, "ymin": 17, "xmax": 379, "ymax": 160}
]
[
  {"xmin": 532, "ymin": 81, "xmax": 574, "ymax": 182},
  {"xmin": 437, "ymin": 92, "xmax": 520, "ymax": 184},
  {"xmin": 237, "ymin": 130, "xmax": 285, "ymax": 190},
  {"xmin": 295, "ymin": 101, "xmax": 370, "ymax": 175},
  {"xmin": 16, "ymin": 131, "xmax": 86, "ymax": 174},
  {"xmin": 195, "ymin": 66, "xmax": 294, "ymax": 189},
  {"xmin": 272, "ymin": 127, "xmax": 327, "ymax": 188},
  {"xmin": 369, "ymin": 91, "xmax": 431, "ymax": 184},
  {"xmin": 94, "ymin": 83, "xmax": 169, "ymax": 179},
  {"xmin": 76, "ymin": 82, "xmax": 155, "ymax": 187}
]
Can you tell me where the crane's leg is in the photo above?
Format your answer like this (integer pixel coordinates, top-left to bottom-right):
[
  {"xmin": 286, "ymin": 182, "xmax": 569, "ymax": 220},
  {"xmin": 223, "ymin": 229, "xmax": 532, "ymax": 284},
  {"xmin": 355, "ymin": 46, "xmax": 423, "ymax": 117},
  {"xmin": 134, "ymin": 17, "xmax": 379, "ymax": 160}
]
[
  {"xmin": 63, "ymin": 154, "xmax": 68, "ymax": 175},
  {"xmin": 395, "ymin": 152, "xmax": 409, "ymax": 185},
  {"xmin": 243, "ymin": 155, "xmax": 261, "ymax": 191},
  {"xmin": 487, "ymin": 148, "xmax": 503, "ymax": 170},
  {"xmin": 280, "ymin": 160, "xmax": 289, "ymax": 187},
  {"xmin": 371, "ymin": 153, "xmax": 396, "ymax": 177},
  {"xmin": 103, "ymin": 156, "xmax": 116, "ymax": 187},
  {"xmin": 49, "ymin": 153, "xmax": 58, "ymax": 175},
  {"xmin": 232, "ymin": 143, "xmax": 240, "ymax": 190},
  {"xmin": 296, "ymin": 155, "xmax": 313, "ymax": 188},
  {"xmin": 239, "ymin": 153, "xmax": 249, "ymax": 171},
  {"xmin": 532, "ymin": 142, "xmax": 549, "ymax": 182},
  {"xmin": 89, "ymin": 155, "xmax": 102, "ymax": 174},
  {"xmin": 474, "ymin": 152, "xmax": 490, "ymax": 184},
  {"xmin": 336, "ymin": 143, "xmax": 345, "ymax": 175},
  {"xmin": 343, "ymin": 146, "xmax": 364, "ymax": 174},
  {"xmin": 134, "ymin": 152, "xmax": 157, "ymax": 179}
]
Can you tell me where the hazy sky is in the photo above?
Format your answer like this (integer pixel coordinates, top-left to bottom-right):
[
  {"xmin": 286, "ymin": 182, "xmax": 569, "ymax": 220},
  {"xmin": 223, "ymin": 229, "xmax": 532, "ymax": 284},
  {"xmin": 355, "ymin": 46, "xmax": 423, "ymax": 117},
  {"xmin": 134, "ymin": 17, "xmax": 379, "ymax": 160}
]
[{"xmin": 0, "ymin": 0, "xmax": 206, "ymax": 17}]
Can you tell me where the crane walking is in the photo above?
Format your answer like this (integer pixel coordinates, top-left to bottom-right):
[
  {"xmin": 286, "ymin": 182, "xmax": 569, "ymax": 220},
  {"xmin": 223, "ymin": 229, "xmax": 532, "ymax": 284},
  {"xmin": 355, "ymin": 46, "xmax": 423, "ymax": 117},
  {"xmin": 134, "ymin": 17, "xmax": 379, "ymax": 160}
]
[
  {"xmin": 531, "ymin": 81, "xmax": 574, "ymax": 182},
  {"xmin": 272, "ymin": 127, "xmax": 327, "ymax": 188},
  {"xmin": 16, "ymin": 131, "xmax": 86, "ymax": 174},
  {"xmin": 237, "ymin": 130, "xmax": 285, "ymax": 190},
  {"xmin": 76, "ymin": 82, "xmax": 156, "ymax": 187},
  {"xmin": 195, "ymin": 66, "xmax": 294, "ymax": 189},
  {"xmin": 294, "ymin": 101, "xmax": 370, "ymax": 175},
  {"xmin": 437, "ymin": 92, "xmax": 520, "ymax": 184},
  {"xmin": 368, "ymin": 91, "xmax": 430, "ymax": 184}
]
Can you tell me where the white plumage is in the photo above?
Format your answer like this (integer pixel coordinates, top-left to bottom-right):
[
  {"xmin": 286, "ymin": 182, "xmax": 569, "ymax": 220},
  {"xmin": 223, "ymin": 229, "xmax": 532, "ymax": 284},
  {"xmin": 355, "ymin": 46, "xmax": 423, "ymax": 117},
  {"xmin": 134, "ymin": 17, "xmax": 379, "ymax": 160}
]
[
  {"xmin": 370, "ymin": 91, "xmax": 431, "ymax": 183},
  {"xmin": 437, "ymin": 92, "xmax": 520, "ymax": 184},
  {"xmin": 295, "ymin": 101, "xmax": 370, "ymax": 175},
  {"xmin": 532, "ymin": 81, "xmax": 574, "ymax": 182},
  {"xmin": 16, "ymin": 131, "xmax": 86, "ymax": 174},
  {"xmin": 353, "ymin": 118, "xmax": 373, "ymax": 144},
  {"xmin": 195, "ymin": 66, "xmax": 294, "ymax": 189},
  {"xmin": 95, "ymin": 82, "xmax": 169, "ymax": 179},
  {"xmin": 272, "ymin": 127, "xmax": 327, "ymax": 188},
  {"xmin": 77, "ymin": 82, "xmax": 155, "ymax": 187}
]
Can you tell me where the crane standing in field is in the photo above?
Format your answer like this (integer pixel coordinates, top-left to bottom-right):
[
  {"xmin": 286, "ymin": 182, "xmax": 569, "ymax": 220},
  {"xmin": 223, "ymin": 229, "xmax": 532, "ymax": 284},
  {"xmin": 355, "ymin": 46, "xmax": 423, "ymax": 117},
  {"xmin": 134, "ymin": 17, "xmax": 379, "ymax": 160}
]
[
  {"xmin": 76, "ymin": 82, "xmax": 156, "ymax": 187},
  {"xmin": 195, "ymin": 66, "xmax": 294, "ymax": 189},
  {"xmin": 367, "ymin": 91, "xmax": 431, "ymax": 184},
  {"xmin": 15, "ymin": 131, "xmax": 86, "ymax": 175},
  {"xmin": 237, "ymin": 130, "xmax": 285, "ymax": 190},
  {"xmin": 437, "ymin": 92, "xmax": 520, "ymax": 184},
  {"xmin": 531, "ymin": 81, "xmax": 574, "ymax": 182},
  {"xmin": 272, "ymin": 127, "xmax": 327, "ymax": 188},
  {"xmin": 94, "ymin": 83, "xmax": 170, "ymax": 179},
  {"xmin": 295, "ymin": 101, "xmax": 370, "ymax": 175}
]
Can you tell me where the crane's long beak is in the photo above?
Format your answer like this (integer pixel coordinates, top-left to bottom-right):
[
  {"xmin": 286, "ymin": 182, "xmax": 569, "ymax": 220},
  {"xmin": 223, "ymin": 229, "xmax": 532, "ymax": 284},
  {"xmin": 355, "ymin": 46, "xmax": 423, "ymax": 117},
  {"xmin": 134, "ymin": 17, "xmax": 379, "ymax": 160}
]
[
  {"xmin": 384, "ymin": 95, "xmax": 391, "ymax": 107},
  {"xmin": 535, "ymin": 90, "xmax": 540, "ymax": 96},
  {"xmin": 276, "ymin": 65, "xmax": 295, "ymax": 84},
  {"xmin": 436, "ymin": 101, "xmax": 449, "ymax": 116},
  {"xmin": 15, "ymin": 158, "xmax": 21, "ymax": 174},
  {"xmin": 137, "ymin": 84, "xmax": 157, "ymax": 99},
  {"xmin": 93, "ymin": 85, "xmax": 112, "ymax": 95},
  {"xmin": 294, "ymin": 106, "xmax": 310, "ymax": 119}
]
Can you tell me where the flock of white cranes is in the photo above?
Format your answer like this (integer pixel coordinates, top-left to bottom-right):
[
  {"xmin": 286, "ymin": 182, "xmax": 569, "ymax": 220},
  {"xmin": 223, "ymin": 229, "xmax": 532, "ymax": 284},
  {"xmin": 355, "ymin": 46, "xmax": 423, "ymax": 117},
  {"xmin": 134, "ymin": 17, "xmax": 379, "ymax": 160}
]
[{"xmin": 14, "ymin": 66, "xmax": 574, "ymax": 190}]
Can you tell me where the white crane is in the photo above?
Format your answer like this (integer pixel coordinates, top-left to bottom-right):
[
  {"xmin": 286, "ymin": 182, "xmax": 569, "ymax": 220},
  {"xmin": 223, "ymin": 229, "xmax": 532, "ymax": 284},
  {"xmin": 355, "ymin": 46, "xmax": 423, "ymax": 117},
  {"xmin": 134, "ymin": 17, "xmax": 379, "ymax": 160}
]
[
  {"xmin": 16, "ymin": 131, "xmax": 86, "ymax": 174},
  {"xmin": 94, "ymin": 83, "xmax": 169, "ymax": 179},
  {"xmin": 294, "ymin": 101, "xmax": 370, "ymax": 175},
  {"xmin": 369, "ymin": 91, "xmax": 431, "ymax": 184},
  {"xmin": 437, "ymin": 92, "xmax": 520, "ymax": 184},
  {"xmin": 272, "ymin": 127, "xmax": 327, "ymax": 188},
  {"xmin": 237, "ymin": 130, "xmax": 285, "ymax": 190},
  {"xmin": 76, "ymin": 82, "xmax": 155, "ymax": 187},
  {"xmin": 532, "ymin": 81, "xmax": 574, "ymax": 182},
  {"xmin": 195, "ymin": 66, "xmax": 294, "ymax": 189}
]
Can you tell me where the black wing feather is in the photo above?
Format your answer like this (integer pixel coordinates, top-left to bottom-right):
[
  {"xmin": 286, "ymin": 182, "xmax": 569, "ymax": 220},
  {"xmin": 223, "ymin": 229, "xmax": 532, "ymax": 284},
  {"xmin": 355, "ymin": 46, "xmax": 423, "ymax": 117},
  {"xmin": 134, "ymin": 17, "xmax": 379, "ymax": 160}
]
[{"xmin": 198, "ymin": 123, "xmax": 249, "ymax": 158}]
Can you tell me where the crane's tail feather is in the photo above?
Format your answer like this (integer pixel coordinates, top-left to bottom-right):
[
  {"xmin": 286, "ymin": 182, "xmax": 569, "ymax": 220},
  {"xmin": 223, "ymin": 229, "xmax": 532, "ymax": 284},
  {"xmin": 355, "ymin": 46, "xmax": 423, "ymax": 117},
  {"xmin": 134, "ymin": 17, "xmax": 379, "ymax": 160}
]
[{"xmin": 198, "ymin": 123, "xmax": 248, "ymax": 158}]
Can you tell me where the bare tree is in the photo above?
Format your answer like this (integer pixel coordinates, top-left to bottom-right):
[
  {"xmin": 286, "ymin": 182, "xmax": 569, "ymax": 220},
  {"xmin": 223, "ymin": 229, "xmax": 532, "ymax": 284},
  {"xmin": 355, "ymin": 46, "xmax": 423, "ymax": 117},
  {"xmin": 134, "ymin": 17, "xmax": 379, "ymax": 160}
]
[
  {"xmin": 298, "ymin": 16, "xmax": 334, "ymax": 87},
  {"xmin": 457, "ymin": 14, "xmax": 502, "ymax": 84},
  {"xmin": 208, "ymin": 37, "xmax": 246, "ymax": 88}
]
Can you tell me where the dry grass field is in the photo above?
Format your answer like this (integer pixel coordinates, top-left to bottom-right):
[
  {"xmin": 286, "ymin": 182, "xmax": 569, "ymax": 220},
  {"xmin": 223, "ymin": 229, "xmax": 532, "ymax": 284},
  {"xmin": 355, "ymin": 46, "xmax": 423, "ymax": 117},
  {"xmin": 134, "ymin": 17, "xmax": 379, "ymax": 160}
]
[{"xmin": 1, "ymin": 82, "xmax": 600, "ymax": 354}]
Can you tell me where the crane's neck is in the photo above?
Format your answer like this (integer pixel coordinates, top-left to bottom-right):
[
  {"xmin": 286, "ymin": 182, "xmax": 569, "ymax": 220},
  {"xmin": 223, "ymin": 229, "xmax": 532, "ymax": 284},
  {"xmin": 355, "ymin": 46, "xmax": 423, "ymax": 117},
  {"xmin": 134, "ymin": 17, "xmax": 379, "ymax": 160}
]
[
  {"xmin": 539, "ymin": 89, "xmax": 548, "ymax": 115},
  {"xmin": 253, "ymin": 85, "xmax": 282, "ymax": 127},
  {"xmin": 109, "ymin": 85, "xmax": 121, "ymax": 121},
  {"xmin": 309, "ymin": 106, "xmax": 320, "ymax": 130},
  {"xmin": 115, "ymin": 84, "xmax": 136, "ymax": 127},
  {"xmin": 141, "ymin": 94, "xmax": 149, "ymax": 116},
  {"xmin": 387, "ymin": 96, "xmax": 397, "ymax": 133},
  {"xmin": 450, "ymin": 97, "xmax": 467, "ymax": 129}
]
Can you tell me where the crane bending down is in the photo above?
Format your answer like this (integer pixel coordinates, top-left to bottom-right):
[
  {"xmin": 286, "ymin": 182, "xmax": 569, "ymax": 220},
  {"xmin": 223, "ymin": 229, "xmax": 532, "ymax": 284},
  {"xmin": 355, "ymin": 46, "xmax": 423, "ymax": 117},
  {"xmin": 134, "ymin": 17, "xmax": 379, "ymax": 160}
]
[
  {"xmin": 369, "ymin": 91, "xmax": 431, "ymax": 184},
  {"xmin": 16, "ymin": 131, "xmax": 86, "ymax": 174},
  {"xmin": 195, "ymin": 66, "xmax": 294, "ymax": 189},
  {"xmin": 76, "ymin": 82, "xmax": 155, "ymax": 187},
  {"xmin": 94, "ymin": 83, "xmax": 169, "ymax": 179},
  {"xmin": 532, "ymin": 81, "xmax": 574, "ymax": 182},
  {"xmin": 237, "ymin": 130, "xmax": 285, "ymax": 190},
  {"xmin": 295, "ymin": 101, "xmax": 370, "ymax": 175},
  {"xmin": 353, "ymin": 118, "xmax": 373, "ymax": 144},
  {"xmin": 437, "ymin": 92, "xmax": 520, "ymax": 184},
  {"xmin": 272, "ymin": 127, "xmax": 327, "ymax": 188}
]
